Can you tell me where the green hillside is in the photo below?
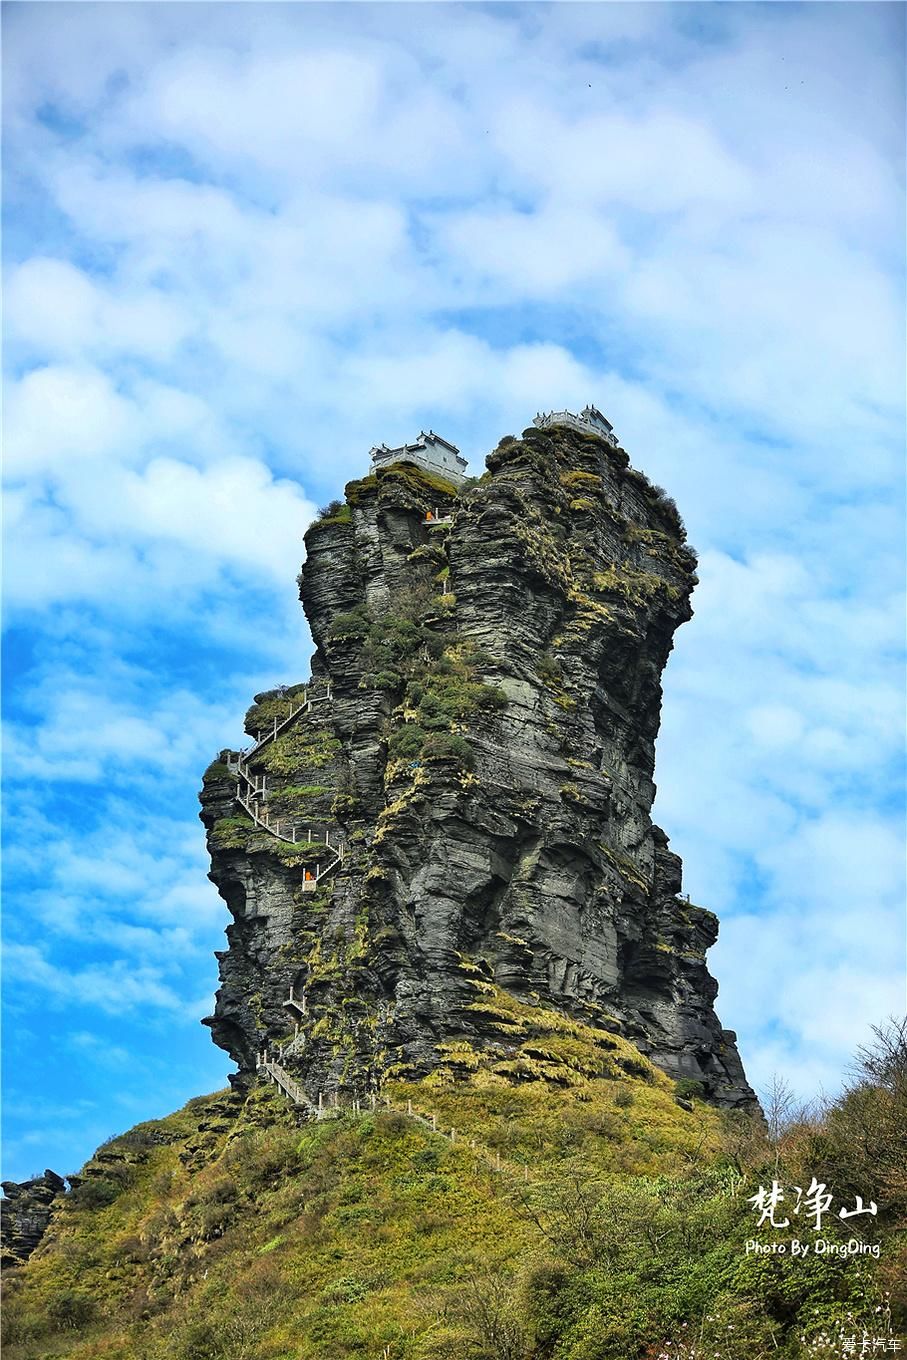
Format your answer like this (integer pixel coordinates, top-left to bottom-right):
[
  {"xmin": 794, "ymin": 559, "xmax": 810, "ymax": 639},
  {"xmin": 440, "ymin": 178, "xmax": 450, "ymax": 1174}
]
[{"xmin": 3, "ymin": 1006, "xmax": 904, "ymax": 1360}]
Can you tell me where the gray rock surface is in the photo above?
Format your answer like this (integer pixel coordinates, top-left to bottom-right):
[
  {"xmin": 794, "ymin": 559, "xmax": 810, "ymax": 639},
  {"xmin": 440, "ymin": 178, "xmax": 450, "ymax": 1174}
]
[
  {"xmin": 1, "ymin": 1170, "xmax": 66, "ymax": 1266},
  {"xmin": 200, "ymin": 425, "xmax": 757, "ymax": 1110}
]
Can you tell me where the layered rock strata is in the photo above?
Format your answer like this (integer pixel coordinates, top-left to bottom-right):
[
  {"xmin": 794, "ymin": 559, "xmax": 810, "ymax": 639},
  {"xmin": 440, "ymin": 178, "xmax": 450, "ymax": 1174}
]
[
  {"xmin": 200, "ymin": 423, "xmax": 756, "ymax": 1109},
  {"xmin": 1, "ymin": 1170, "xmax": 66, "ymax": 1266}
]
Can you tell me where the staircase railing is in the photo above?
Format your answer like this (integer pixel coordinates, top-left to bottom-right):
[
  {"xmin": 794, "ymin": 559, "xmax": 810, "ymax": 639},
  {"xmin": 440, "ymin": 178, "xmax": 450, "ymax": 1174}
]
[
  {"xmin": 255, "ymin": 1058, "xmax": 533, "ymax": 1181},
  {"xmin": 257, "ymin": 1055, "xmax": 315, "ymax": 1112},
  {"xmin": 222, "ymin": 679, "xmax": 346, "ymax": 883},
  {"xmin": 240, "ymin": 681, "xmax": 333, "ymax": 760}
]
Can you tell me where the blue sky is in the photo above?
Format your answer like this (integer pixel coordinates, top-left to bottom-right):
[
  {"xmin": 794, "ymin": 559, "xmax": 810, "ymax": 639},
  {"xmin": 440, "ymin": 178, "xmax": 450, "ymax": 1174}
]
[{"xmin": 2, "ymin": 1, "xmax": 904, "ymax": 1183}]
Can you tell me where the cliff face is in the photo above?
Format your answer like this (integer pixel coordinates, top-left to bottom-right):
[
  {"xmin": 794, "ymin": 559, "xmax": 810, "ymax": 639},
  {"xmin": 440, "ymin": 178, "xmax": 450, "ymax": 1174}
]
[
  {"xmin": 1, "ymin": 1171, "xmax": 66, "ymax": 1267},
  {"xmin": 200, "ymin": 423, "xmax": 755, "ymax": 1109}
]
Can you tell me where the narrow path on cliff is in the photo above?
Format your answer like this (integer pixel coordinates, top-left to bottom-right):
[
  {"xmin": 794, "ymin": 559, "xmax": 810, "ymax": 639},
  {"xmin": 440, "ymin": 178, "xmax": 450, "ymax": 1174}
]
[
  {"xmin": 256, "ymin": 1052, "xmax": 533, "ymax": 1186},
  {"xmin": 225, "ymin": 680, "xmax": 347, "ymax": 887}
]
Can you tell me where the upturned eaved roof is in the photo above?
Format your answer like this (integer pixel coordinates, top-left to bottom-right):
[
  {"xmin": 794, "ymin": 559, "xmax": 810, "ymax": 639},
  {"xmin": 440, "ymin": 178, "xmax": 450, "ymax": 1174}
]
[{"xmin": 533, "ymin": 405, "xmax": 618, "ymax": 445}]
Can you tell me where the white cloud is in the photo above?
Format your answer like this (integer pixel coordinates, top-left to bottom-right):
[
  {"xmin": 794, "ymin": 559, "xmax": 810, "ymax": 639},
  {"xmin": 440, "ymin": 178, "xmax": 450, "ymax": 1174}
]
[
  {"xmin": 715, "ymin": 890, "xmax": 905, "ymax": 1105},
  {"xmin": 439, "ymin": 204, "xmax": 628, "ymax": 295},
  {"xmin": 493, "ymin": 104, "xmax": 754, "ymax": 214},
  {"xmin": 1, "ymin": 0, "xmax": 902, "ymax": 1158},
  {"xmin": 4, "ymin": 365, "xmax": 136, "ymax": 474},
  {"xmin": 345, "ymin": 332, "xmax": 601, "ymax": 421},
  {"xmin": 4, "ymin": 943, "xmax": 187, "ymax": 1015},
  {"xmin": 5, "ymin": 256, "xmax": 191, "ymax": 361},
  {"xmin": 3, "ymin": 666, "xmax": 245, "ymax": 783},
  {"xmin": 745, "ymin": 704, "xmax": 806, "ymax": 751},
  {"xmin": 3, "ymin": 446, "xmax": 316, "ymax": 611},
  {"xmin": 70, "ymin": 455, "xmax": 315, "ymax": 578},
  {"xmin": 125, "ymin": 47, "xmax": 385, "ymax": 171},
  {"xmin": 3, "ymin": 362, "xmax": 244, "ymax": 481}
]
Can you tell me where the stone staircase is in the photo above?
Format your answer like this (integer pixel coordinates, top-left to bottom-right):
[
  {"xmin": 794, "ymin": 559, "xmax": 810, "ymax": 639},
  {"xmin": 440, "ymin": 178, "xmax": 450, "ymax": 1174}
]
[
  {"xmin": 225, "ymin": 680, "xmax": 347, "ymax": 888},
  {"xmin": 256, "ymin": 1050, "xmax": 356, "ymax": 1120},
  {"xmin": 256, "ymin": 1054, "xmax": 315, "ymax": 1113},
  {"xmin": 277, "ymin": 986, "xmax": 308, "ymax": 1059},
  {"xmin": 255, "ymin": 1055, "xmax": 530, "ymax": 1181}
]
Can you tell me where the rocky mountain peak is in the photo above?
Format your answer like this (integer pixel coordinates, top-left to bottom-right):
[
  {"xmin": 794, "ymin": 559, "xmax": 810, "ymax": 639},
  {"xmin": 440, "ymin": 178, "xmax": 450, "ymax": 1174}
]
[{"xmin": 200, "ymin": 421, "xmax": 756, "ymax": 1110}]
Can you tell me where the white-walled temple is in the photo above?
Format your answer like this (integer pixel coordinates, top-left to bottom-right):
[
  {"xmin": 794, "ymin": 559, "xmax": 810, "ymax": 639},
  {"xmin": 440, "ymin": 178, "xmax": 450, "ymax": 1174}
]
[
  {"xmin": 369, "ymin": 430, "xmax": 469, "ymax": 487},
  {"xmin": 533, "ymin": 404, "xmax": 618, "ymax": 446}
]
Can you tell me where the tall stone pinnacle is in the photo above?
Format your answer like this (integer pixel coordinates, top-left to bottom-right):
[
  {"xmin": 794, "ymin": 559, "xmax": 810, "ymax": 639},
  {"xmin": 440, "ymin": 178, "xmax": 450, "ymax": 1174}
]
[{"xmin": 200, "ymin": 419, "xmax": 756, "ymax": 1110}]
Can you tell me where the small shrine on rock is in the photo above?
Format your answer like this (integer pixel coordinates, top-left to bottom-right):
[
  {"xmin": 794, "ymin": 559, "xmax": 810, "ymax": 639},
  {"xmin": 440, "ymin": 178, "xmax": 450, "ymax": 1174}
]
[
  {"xmin": 369, "ymin": 429, "xmax": 469, "ymax": 486},
  {"xmin": 533, "ymin": 404, "xmax": 618, "ymax": 446}
]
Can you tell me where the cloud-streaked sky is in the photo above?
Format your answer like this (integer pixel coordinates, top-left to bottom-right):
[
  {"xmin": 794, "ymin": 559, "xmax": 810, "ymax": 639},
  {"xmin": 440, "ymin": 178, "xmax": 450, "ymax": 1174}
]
[{"xmin": 3, "ymin": 1, "xmax": 904, "ymax": 1181}]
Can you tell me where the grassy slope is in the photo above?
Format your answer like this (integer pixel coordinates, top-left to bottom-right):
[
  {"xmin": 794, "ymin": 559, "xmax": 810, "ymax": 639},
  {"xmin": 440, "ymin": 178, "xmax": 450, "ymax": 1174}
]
[{"xmin": 2, "ymin": 998, "xmax": 900, "ymax": 1360}]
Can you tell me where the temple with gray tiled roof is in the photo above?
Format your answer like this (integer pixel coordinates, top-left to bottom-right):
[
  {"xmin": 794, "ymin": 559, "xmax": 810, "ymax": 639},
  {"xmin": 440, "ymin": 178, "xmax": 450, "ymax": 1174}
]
[
  {"xmin": 369, "ymin": 429, "xmax": 469, "ymax": 487},
  {"xmin": 533, "ymin": 404, "xmax": 618, "ymax": 446}
]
